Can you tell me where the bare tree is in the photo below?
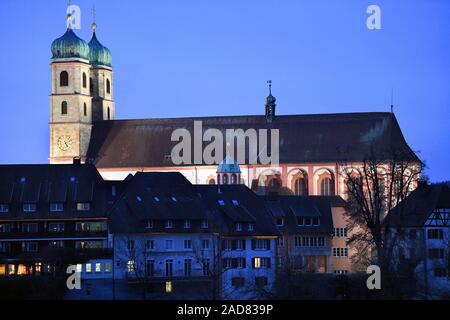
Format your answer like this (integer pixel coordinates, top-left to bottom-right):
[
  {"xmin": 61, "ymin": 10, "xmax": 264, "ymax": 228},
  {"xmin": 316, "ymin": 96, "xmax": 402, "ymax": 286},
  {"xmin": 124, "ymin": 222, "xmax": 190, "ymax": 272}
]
[{"xmin": 340, "ymin": 147, "xmax": 424, "ymax": 297}]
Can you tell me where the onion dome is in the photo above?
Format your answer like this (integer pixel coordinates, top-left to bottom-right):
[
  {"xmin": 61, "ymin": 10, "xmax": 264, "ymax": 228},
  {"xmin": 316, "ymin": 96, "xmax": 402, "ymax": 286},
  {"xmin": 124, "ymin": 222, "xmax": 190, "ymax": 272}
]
[
  {"xmin": 266, "ymin": 93, "xmax": 276, "ymax": 105},
  {"xmin": 265, "ymin": 80, "xmax": 276, "ymax": 105},
  {"xmin": 88, "ymin": 23, "xmax": 112, "ymax": 67},
  {"xmin": 51, "ymin": 28, "xmax": 90, "ymax": 60},
  {"xmin": 51, "ymin": 14, "xmax": 89, "ymax": 60},
  {"xmin": 217, "ymin": 155, "xmax": 241, "ymax": 174}
]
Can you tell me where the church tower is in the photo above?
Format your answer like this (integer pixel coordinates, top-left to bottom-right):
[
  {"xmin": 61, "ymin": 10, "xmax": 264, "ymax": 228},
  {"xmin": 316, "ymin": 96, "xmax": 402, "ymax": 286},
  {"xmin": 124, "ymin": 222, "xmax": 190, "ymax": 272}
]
[
  {"xmin": 49, "ymin": 9, "xmax": 114, "ymax": 164},
  {"xmin": 88, "ymin": 15, "xmax": 115, "ymax": 122}
]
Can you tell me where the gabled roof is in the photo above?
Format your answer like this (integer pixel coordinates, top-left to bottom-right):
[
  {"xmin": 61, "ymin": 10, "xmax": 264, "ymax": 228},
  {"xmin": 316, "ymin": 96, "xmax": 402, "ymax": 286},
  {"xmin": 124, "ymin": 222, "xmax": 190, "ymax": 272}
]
[
  {"xmin": 0, "ymin": 164, "xmax": 109, "ymax": 220},
  {"xmin": 385, "ymin": 184, "xmax": 450, "ymax": 228},
  {"xmin": 195, "ymin": 184, "xmax": 280, "ymax": 237},
  {"xmin": 260, "ymin": 195, "xmax": 345, "ymax": 234},
  {"xmin": 87, "ymin": 112, "xmax": 420, "ymax": 168},
  {"xmin": 108, "ymin": 172, "xmax": 210, "ymax": 233}
]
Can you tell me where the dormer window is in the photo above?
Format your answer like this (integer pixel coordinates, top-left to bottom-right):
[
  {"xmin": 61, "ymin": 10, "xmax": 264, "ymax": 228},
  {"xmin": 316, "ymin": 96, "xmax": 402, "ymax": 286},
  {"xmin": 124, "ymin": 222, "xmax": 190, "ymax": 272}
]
[
  {"xmin": 136, "ymin": 196, "xmax": 142, "ymax": 202},
  {"xmin": 145, "ymin": 220, "xmax": 154, "ymax": 230},
  {"xmin": 50, "ymin": 203, "xmax": 63, "ymax": 212},
  {"xmin": 76, "ymin": 203, "xmax": 90, "ymax": 211},
  {"xmin": 201, "ymin": 220, "xmax": 208, "ymax": 229},
  {"xmin": 23, "ymin": 203, "xmax": 37, "ymax": 213},
  {"xmin": 154, "ymin": 196, "xmax": 160, "ymax": 202},
  {"xmin": 248, "ymin": 223, "xmax": 254, "ymax": 231},
  {"xmin": 0, "ymin": 204, "xmax": 9, "ymax": 213},
  {"xmin": 218, "ymin": 200, "xmax": 225, "ymax": 206},
  {"xmin": 171, "ymin": 196, "xmax": 177, "ymax": 202},
  {"xmin": 232, "ymin": 200, "xmax": 239, "ymax": 206},
  {"xmin": 236, "ymin": 223, "xmax": 242, "ymax": 231},
  {"xmin": 276, "ymin": 217, "xmax": 284, "ymax": 226},
  {"xmin": 184, "ymin": 220, "xmax": 191, "ymax": 229},
  {"xmin": 165, "ymin": 220, "xmax": 173, "ymax": 229}
]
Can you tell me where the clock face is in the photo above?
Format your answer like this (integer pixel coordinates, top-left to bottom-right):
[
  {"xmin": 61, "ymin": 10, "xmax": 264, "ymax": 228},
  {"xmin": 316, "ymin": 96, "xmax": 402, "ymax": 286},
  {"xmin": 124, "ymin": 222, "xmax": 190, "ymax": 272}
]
[{"xmin": 57, "ymin": 135, "xmax": 73, "ymax": 151}]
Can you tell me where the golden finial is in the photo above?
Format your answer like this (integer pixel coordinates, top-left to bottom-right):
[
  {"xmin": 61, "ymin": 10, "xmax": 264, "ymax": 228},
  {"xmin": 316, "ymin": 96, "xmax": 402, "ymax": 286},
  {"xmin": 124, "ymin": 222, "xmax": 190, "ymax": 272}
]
[
  {"xmin": 66, "ymin": 0, "xmax": 73, "ymax": 29},
  {"xmin": 91, "ymin": 5, "xmax": 97, "ymax": 31}
]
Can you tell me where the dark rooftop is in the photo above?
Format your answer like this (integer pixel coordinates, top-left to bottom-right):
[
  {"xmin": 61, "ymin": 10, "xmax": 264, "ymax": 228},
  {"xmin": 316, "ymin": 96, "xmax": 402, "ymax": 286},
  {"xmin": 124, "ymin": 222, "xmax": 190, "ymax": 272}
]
[{"xmin": 87, "ymin": 112, "xmax": 420, "ymax": 168}]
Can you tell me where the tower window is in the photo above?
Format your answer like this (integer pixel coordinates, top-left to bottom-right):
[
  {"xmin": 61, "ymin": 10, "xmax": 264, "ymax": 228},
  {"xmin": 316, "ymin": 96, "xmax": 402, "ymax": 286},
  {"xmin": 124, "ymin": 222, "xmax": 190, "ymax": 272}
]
[
  {"xmin": 89, "ymin": 78, "xmax": 93, "ymax": 94},
  {"xmin": 106, "ymin": 78, "xmax": 111, "ymax": 94},
  {"xmin": 61, "ymin": 101, "xmax": 68, "ymax": 115},
  {"xmin": 82, "ymin": 72, "xmax": 87, "ymax": 88},
  {"xmin": 60, "ymin": 71, "xmax": 69, "ymax": 87},
  {"xmin": 83, "ymin": 103, "xmax": 87, "ymax": 116}
]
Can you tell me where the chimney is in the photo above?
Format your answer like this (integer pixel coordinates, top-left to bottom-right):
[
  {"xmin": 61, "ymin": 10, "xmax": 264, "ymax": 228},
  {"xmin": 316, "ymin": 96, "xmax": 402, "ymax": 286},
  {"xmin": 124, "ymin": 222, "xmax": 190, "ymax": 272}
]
[{"xmin": 73, "ymin": 157, "xmax": 82, "ymax": 165}]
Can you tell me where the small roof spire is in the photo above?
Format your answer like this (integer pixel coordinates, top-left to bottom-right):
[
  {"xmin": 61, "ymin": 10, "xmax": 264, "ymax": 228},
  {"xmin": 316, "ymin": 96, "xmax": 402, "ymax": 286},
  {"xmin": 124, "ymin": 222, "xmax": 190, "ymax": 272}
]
[
  {"xmin": 267, "ymin": 80, "xmax": 272, "ymax": 95},
  {"xmin": 390, "ymin": 88, "xmax": 394, "ymax": 113},
  {"xmin": 91, "ymin": 5, "xmax": 97, "ymax": 31}
]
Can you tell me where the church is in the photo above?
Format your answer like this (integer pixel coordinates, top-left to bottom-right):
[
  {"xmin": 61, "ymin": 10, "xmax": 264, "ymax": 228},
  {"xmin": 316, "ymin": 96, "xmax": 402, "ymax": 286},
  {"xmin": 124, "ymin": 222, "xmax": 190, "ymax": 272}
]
[{"xmin": 49, "ymin": 12, "xmax": 419, "ymax": 198}]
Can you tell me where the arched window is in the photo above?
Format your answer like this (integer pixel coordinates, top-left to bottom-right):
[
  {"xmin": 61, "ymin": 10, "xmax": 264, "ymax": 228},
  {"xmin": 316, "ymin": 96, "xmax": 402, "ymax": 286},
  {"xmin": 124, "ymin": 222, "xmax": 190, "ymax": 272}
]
[
  {"xmin": 106, "ymin": 79, "xmax": 111, "ymax": 94},
  {"xmin": 320, "ymin": 177, "xmax": 335, "ymax": 196},
  {"xmin": 82, "ymin": 72, "xmax": 87, "ymax": 88},
  {"xmin": 60, "ymin": 71, "xmax": 68, "ymax": 87},
  {"xmin": 223, "ymin": 174, "xmax": 228, "ymax": 185},
  {"xmin": 231, "ymin": 174, "xmax": 237, "ymax": 184},
  {"xmin": 61, "ymin": 101, "xmax": 68, "ymax": 115},
  {"xmin": 208, "ymin": 178, "xmax": 216, "ymax": 185},
  {"xmin": 107, "ymin": 107, "xmax": 111, "ymax": 120},
  {"xmin": 294, "ymin": 176, "xmax": 308, "ymax": 195},
  {"xmin": 83, "ymin": 103, "xmax": 87, "ymax": 116},
  {"xmin": 89, "ymin": 78, "xmax": 94, "ymax": 94}
]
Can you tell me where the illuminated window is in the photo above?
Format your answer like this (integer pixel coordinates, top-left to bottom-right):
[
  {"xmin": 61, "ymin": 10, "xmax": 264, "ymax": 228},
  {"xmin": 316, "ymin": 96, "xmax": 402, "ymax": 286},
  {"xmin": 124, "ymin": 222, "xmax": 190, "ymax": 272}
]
[
  {"xmin": 85, "ymin": 263, "xmax": 92, "ymax": 273},
  {"xmin": 76, "ymin": 203, "xmax": 90, "ymax": 211},
  {"xmin": 165, "ymin": 281, "xmax": 173, "ymax": 293},
  {"xmin": 105, "ymin": 263, "xmax": 111, "ymax": 272},
  {"xmin": 95, "ymin": 263, "xmax": 101, "ymax": 272},
  {"xmin": 254, "ymin": 257, "xmax": 261, "ymax": 268},
  {"xmin": 35, "ymin": 263, "xmax": 41, "ymax": 274},
  {"xmin": 0, "ymin": 264, "xmax": 5, "ymax": 275},
  {"xmin": 76, "ymin": 264, "xmax": 82, "ymax": 273},
  {"xmin": 127, "ymin": 260, "xmax": 135, "ymax": 273},
  {"xmin": 8, "ymin": 264, "xmax": 15, "ymax": 275}
]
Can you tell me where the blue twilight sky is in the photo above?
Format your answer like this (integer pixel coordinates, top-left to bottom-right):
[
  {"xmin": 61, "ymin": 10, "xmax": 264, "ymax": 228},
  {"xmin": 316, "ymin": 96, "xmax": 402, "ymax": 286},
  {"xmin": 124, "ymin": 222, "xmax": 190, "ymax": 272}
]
[{"xmin": 0, "ymin": 0, "xmax": 448, "ymax": 181}]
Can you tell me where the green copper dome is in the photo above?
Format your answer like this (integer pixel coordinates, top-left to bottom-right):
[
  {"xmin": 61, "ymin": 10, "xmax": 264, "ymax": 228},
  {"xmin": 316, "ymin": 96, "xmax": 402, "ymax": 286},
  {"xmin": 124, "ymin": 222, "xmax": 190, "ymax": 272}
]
[
  {"xmin": 88, "ymin": 32, "xmax": 112, "ymax": 67},
  {"xmin": 217, "ymin": 155, "xmax": 241, "ymax": 174},
  {"xmin": 51, "ymin": 28, "xmax": 90, "ymax": 60}
]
